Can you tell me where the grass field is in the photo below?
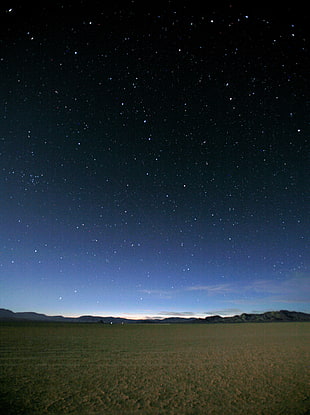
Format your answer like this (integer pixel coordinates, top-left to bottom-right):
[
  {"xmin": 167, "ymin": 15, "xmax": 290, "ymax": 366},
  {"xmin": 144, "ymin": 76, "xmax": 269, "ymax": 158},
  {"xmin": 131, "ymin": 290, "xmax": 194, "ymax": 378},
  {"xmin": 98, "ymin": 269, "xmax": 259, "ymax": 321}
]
[{"xmin": 0, "ymin": 322, "xmax": 309, "ymax": 414}]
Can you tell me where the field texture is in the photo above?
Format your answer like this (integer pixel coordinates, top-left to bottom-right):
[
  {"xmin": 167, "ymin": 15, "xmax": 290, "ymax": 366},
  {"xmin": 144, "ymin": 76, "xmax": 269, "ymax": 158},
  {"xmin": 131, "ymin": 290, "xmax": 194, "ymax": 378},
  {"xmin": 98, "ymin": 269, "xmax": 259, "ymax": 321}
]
[{"xmin": 0, "ymin": 322, "xmax": 309, "ymax": 414}]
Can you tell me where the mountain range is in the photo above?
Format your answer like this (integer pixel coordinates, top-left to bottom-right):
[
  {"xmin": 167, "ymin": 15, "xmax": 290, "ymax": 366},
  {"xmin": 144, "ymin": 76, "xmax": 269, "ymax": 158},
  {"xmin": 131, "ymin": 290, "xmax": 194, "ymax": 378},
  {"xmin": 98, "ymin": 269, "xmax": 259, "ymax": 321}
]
[{"xmin": 1, "ymin": 308, "xmax": 310, "ymax": 324}]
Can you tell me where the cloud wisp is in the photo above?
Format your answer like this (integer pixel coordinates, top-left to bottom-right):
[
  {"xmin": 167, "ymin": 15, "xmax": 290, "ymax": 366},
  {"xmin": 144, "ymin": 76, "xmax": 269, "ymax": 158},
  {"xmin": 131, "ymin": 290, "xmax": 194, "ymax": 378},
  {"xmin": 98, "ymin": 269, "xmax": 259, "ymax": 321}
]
[
  {"xmin": 138, "ymin": 289, "xmax": 172, "ymax": 299},
  {"xmin": 156, "ymin": 311, "xmax": 198, "ymax": 316},
  {"xmin": 185, "ymin": 284, "xmax": 235, "ymax": 294},
  {"xmin": 138, "ymin": 272, "xmax": 310, "ymax": 316}
]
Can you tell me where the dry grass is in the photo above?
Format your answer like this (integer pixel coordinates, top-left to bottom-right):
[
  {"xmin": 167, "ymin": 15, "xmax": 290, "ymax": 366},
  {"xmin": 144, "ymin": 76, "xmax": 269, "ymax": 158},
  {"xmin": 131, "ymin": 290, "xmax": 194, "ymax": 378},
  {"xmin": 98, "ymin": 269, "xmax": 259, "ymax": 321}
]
[{"xmin": 0, "ymin": 322, "xmax": 309, "ymax": 414}]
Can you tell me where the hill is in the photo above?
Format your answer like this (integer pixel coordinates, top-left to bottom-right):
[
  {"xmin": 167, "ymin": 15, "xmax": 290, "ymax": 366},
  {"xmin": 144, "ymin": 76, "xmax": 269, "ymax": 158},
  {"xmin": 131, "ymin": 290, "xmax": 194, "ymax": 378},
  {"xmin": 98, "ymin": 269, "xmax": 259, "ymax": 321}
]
[{"xmin": 0, "ymin": 308, "xmax": 309, "ymax": 324}]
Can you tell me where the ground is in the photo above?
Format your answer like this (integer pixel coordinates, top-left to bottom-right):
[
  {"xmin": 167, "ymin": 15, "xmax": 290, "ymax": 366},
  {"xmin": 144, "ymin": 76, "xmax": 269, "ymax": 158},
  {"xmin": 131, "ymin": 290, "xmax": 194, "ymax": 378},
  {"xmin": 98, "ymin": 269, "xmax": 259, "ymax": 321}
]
[{"xmin": 0, "ymin": 322, "xmax": 309, "ymax": 414}]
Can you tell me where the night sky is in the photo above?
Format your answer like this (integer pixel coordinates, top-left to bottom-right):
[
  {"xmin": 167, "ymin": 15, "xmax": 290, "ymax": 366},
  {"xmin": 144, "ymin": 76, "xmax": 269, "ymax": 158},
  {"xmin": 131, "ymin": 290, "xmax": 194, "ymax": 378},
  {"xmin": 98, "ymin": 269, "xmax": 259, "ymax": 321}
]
[{"xmin": 1, "ymin": 2, "xmax": 309, "ymax": 319}]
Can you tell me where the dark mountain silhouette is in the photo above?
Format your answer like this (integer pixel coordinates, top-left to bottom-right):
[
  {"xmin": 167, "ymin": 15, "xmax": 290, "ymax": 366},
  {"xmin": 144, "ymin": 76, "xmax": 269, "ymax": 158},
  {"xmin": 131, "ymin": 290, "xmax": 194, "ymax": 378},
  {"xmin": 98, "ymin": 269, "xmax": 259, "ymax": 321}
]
[
  {"xmin": 208, "ymin": 310, "xmax": 310, "ymax": 323},
  {"xmin": 0, "ymin": 308, "xmax": 309, "ymax": 324}
]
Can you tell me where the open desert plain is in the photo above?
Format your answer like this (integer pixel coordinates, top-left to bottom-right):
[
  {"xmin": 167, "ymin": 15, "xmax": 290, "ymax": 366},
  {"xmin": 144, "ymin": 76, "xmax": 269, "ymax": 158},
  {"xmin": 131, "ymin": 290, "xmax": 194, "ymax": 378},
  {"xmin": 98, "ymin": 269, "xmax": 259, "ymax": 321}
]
[{"xmin": 0, "ymin": 321, "xmax": 309, "ymax": 415}]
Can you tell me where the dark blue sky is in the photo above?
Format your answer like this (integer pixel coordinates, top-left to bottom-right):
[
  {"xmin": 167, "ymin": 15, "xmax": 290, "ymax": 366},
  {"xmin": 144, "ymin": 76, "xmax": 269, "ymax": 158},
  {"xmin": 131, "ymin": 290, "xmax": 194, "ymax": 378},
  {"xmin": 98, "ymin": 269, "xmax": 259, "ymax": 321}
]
[{"xmin": 1, "ymin": 2, "xmax": 309, "ymax": 318}]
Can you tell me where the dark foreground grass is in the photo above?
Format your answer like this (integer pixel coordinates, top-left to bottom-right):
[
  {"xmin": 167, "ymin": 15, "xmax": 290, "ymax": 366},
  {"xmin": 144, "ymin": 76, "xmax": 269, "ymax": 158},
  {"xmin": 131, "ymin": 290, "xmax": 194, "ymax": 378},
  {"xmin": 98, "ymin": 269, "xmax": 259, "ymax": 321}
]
[{"xmin": 0, "ymin": 322, "xmax": 309, "ymax": 414}]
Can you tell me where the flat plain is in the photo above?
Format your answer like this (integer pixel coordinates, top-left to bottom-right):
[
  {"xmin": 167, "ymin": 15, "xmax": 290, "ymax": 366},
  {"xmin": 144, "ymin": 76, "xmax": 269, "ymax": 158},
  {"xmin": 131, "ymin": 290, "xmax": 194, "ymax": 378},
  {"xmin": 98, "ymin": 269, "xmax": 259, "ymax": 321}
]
[{"xmin": 0, "ymin": 322, "xmax": 309, "ymax": 415}]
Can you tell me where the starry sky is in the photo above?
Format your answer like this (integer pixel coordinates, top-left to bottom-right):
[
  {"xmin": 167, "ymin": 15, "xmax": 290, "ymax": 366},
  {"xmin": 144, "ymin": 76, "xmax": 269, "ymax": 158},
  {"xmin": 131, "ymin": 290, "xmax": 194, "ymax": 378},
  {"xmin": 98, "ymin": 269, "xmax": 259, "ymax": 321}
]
[{"xmin": 0, "ymin": 2, "xmax": 309, "ymax": 319}]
